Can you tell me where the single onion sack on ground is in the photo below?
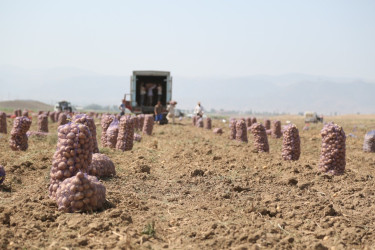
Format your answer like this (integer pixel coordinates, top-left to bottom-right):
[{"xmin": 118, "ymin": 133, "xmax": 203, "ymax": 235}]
[
  {"xmin": 319, "ymin": 122, "xmax": 346, "ymax": 175},
  {"xmin": 87, "ymin": 153, "xmax": 116, "ymax": 178},
  {"xmin": 142, "ymin": 115, "xmax": 154, "ymax": 136},
  {"xmin": 213, "ymin": 128, "xmax": 223, "ymax": 135},
  {"xmin": 73, "ymin": 114, "xmax": 99, "ymax": 153},
  {"xmin": 58, "ymin": 113, "xmax": 68, "ymax": 126},
  {"xmin": 49, "ymin": 111, "xmax": 56, "ymax": 123},
  {"xmin": 101, "ymin": 114, "xmax": 115, "ymax": 147},
  {"xmin": 246, "ymin": 117, "xmax": 252, "ymax": 128},
  {"xmin": 192, "ymin": 116, "xmax": 197, "ymax": 126},
  {"xmin": 49, "ymin": 122, "xmax": 94, "ymax": 199},
  {"xmin": 137, "ymin": 114, "xmax": 145, "ymax": 131},
  {"xmin": 9, "ymin": 117, "xmax": 32, "ymax": 151},
  {"xmin": 235, "ymin": 120, "xmax": 248, "ymax": 143},
  {"xmin": 196, "ymin": 118, "xmax": 203, "ymax": 128},
  {"xmin": 38, "ymin": 114, "xmax": 49, "ymax": 133},
  {"xmin": 55, "ymin": 172, "xmax": 106, "ymax": 213},
  {"xmin": 271, "ymin": 120, "xmax": 282, "ymax": 138},
  {"xmin": 0, "ymin": 112, "xmax": 7, "ymax": 134},
  {"xmin": 132, "ymin": 116, "xmax": 139, "ymax": 131},
  {"xmin": 250, "ymin": 123, "xmax": 269, "ymax": 153},
  {"xmin": 106, "ymin": 119, "xmax": 119, "ymax": 148},
  {"xmin": 282, "ymin": 124, "xmax": 301, "ymax": 161},
  {"xmin": 205, "ymin": 117, "xmax": 212, "ymax": 130},
  {"xmin": 251, "ymin": 117, "xmax": 257, "ymax": 124},
  {"xmin": 116, "ymin": 116, "xmax": 134, "ymax": 151},
  {"xmin": 229, "ymin": 118, "xmax": 236, "ymax": 140},
  {"xmin": 264, "ymin": 119, "xmax": 271, "ymax": 130},
  {"xmin": 363, "ymin": 130, "xmax": 375, "ymax": 153}
]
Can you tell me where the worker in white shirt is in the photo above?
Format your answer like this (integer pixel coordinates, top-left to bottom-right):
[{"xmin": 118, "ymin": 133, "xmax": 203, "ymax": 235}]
[
  {"xmin": 147, "ymin": 84, "xmax": 156, "ymax": 106},
  {"xmin": 194, "ymin": 102, "xmax": 204, "ymax": 117}
]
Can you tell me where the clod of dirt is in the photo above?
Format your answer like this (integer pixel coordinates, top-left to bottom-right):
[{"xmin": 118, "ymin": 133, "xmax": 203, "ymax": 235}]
[
  {"xmin": 287, "ymin": 178, "xmax": 298, "ymax": 186},
  {"xmin": 191, "ymin": 169, "xmax": 204, "ymax": 177},
  {"xmin": 137, "ymin": 165, "xmax": 151, "ymax": 174},
  {"xmin": 314, "ymin": 243, "xmax": 328, "ymax": 250},
  {"xmin": 324, "ymin": 204, "xmax": 339, "ymax": 216},
  {"xmin": 212, "ymin": 156, "xmax": 222, "ymax": 161}
]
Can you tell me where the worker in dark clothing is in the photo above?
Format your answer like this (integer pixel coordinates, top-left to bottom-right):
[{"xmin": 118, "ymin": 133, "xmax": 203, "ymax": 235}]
[{"xmin": 154, "ymin": 101, "xmax": 163, "ymax": 124}]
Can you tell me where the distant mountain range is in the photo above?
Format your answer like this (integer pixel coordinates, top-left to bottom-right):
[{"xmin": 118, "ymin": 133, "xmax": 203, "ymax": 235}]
[{"xmin": 1, "ymin": 65, "xmax": 374, "ymax": 114}]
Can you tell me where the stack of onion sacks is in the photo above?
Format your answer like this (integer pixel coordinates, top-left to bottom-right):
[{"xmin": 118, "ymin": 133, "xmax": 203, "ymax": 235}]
[
  {"xmin": 73, "ymin": 114, "xmax": 99, "ymax": 153},
  {"xmin": 116, "ymin": 115, "xmax": 134, "ymax": 151},
  {"xmin": 100, "ymin": 114, "xmax": 115, "ymax": 147},
  {"xmin": 49, "ymin": 122, "xmax": 93, "ymax": 199},
  {"xmin": 38, "ymin": 114, "xmax": 49, "ymax": 133},
  {"xmin": 106, "ymin": 119, "xmax": 119, "ymax": 148},
  {"xmin": 142, "ymin": 115, "xmax": 154, "ymax": 136},
  {"xmin": 55, "ymin": 172, "xmax": 106, "ymax": 212},
  {"xmin": 236, "ymin": 120, "xmax": 248, "ymax": 143},
  {"xmin": 229, "ymin": 118, "xmax": 236, "ymax": 140},
  {"xmin": 281, "ymin": 124, "xmax": 300, "ymax": 161},
  {"xmin": 250, "ymin": 123, "xmax": 269, "ymax": 153},
  {"xmin": 271, "ymin": 120, "xmax": 282, "ymax": 138},
  {"xmin": 319, "ymin": 122, "xmax": 346, "ymax": 175},
  {"xmin": 205, "ymin": 117, "xmax": 212, "ymax": 130},
  {"xmin": 9, "ymin": 117, "xmax": 32, "ymax": 151}
]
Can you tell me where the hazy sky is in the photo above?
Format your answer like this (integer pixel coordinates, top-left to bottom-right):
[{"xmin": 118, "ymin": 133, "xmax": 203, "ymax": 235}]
[{"xmin": 1, "ymin": 0, "xmax": 375, "ymax": 80}]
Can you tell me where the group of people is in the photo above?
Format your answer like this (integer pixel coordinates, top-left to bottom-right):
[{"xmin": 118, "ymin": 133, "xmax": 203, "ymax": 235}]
[
  {"xmin": 154, "ymin": 100, "xmax": 177, "ymax": 124},
  {"xmin": 140, "ymin": 83, "xmax": 163, "ymax": 106},
  {"xmin": 119, "ymin": 97, "xmax": 205, "ymax": 125}
]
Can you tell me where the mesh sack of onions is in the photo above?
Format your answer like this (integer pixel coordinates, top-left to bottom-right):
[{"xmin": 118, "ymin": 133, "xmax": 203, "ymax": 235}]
[
  {"xmin": 55, "ymin": 111, "xmax": 61, "ymax": 122},
  {"xmin": 271, "ymin": 120, "xmax": 282, "ymax": 138},
  {"xmin": 73, "ymin": 114, "xmax": 99, "ymax": 153},
  {"xmin": 22, "ymin": 110, "xmax": 29, "ymax": 117},
  {"xmin": 0, "ymin": 165, "xmax": 5, "ymax": 184},
  {"xmin": 49, "ymin": 111, "xmax": 56, "ymax": 123},
  {"xmin": 363, "ymin": 130, "xmax": 375, "ymax": 153},
  {"xmin": 205, "ymin": 117, "xmax": 212, "ymax": 130},
  {"xmin": 137, "ymin": 114, "xmax": 145, "ymax": 131},
  {"xmin": 229, "ymin": 118, "xmax": 236, "ymax": 140},
  {"xmin": 281, "ymin": 124, "xmax": 300, "ymax": 161},
  {"xmin": 100, "ymin": 114, "xmax": 115, "ymax": 147},
  {"xmin": 38, "ymin": 114, "xmax": 49, "ymax": 133},
  {"xmin": 87, "ymin": 153, "xmax": 116, "ymax": 178},
  {"xmin": 116, "ymin": 115, "xmax": 134, "ymax": 151},
  {"xmin": 134, "ymin": 133, "xmax": 142, "ymax": 142},
  {"xmin": 57, "ymin": 113, "xmax": 68, "ymax": 126},
  {"xmin": 9, "ymin": 117, "xmax": 32, "ymax": 151},
  {"xmin": 142, "ymin": 114, "xmax": 154, "ymax": 136},
  {"xmin": 236, "ymin": 120, "xmax": 248, "ymax": 143},
  {"xmin": 49, "ymin": 122, "xmax": 93, "ymax": 199},
  {"xmin": 246, "ymin": 117, "xmax": 252, "ymax": 128},
  {"xmin": 14, "ymin": 109, "xmax": 21, "ymax": 117},
  {"xmin": 88, "ymin": 112, "xmax": 95, "ymax": 118},
  {"xmin": 132, "ymin": 116, "xmax": 139, "ymax": 131},
  {"xmin": 196, "ymin": 118, "xmax": 204, "ymax": 128},
  {"xmin": 318, "ymin": 122, "xmax": 346, "ymax": 175},
  {"xmin": 264, "ymin": 119, "xmax": 271, "ymax": 130},
  {"xmin": 106, "ymin": 119, "xmax": 119, "ymax": 148},
  {"xmin": 0, "ymin": 112, "xmax": 7, "ymax": 134},
  {"xmin": 250, "ymin": 123, "xmax": 269, "ymax": 153},
  {"xmin": 213, "ymin": 128, "xmax": 223, "ymax": 135},
  {"xmin": 251, "ymin": 117, "xmax": 257, "ymax": 124},
  {"xmin": 55, "ymin": 172, "xmax": 106, "ymax": 213}
]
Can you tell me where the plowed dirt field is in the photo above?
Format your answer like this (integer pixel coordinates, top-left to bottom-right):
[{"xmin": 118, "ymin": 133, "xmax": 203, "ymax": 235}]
[{"xmin": 1, "ymin": 115, "xmax": 375, "ymax": 249}]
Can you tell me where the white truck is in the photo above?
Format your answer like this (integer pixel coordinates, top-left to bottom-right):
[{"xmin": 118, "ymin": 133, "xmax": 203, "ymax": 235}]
[{"xmin": 129, "ymin": 71, "xmax": 173, "ymax": 114}]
